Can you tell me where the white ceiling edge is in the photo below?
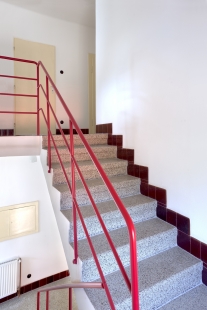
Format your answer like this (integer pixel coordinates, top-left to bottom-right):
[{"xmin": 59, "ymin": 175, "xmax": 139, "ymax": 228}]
[{"xmin": 0, "ymin": 0, "xmax": 95, "ymax": 28}]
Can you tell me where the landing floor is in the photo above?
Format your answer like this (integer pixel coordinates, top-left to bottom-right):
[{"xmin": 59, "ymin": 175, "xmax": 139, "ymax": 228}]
[{"xmin": 0, "ymin": 277, "xmax": 78, "ymax": 310}]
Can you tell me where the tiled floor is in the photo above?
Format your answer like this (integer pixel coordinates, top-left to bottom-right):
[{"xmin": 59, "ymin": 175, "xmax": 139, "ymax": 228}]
[{"xmin": 0, "ymin": 277, "xmax": 78, "ymax": 310}]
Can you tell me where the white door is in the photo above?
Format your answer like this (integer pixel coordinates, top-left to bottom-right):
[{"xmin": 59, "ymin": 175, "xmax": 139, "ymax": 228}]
[{"xmin": 14, "ymin": 38, "xmax": 56, "ymax": 135}]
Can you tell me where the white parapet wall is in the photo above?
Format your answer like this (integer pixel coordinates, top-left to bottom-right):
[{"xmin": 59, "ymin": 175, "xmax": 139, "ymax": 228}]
[{"xmin": 0, "ymin": 136, "xmax": 42, "ymax": 156}]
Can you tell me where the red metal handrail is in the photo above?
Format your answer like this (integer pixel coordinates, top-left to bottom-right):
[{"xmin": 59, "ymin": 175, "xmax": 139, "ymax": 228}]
[
  {"xmin": 0, "ymin": 74, "xmax": 37, "ymax": 81},
  {"xmin": 0, "ymin": 93, "xmax": 37, "ymax": 97},
  {"xmin": 0, "ymin": 55, "xmax": 139, "ymax": 310},
  {"xmin": 40, "ymin": 103, "xmax": 116, "ymax": 310},
  {"xmin": 37, "ymin": 282, "xmax": 103, "ymax": 310},
  {"xmin": 38, "ymin": 60, "xmax": 139, "ymax": 309}
]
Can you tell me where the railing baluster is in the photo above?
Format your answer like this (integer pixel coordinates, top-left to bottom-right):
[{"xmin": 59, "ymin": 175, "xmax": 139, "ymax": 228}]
[
  {"xmin": 37, "ymin": 65, "xmax": 40, "ymax": 135},
  {"xmin": 46, "ymin": 291, "xmax": 49, "ymax": 310},
  {"xmin": 37, "ymin": 292, "xmax": 40, "ymax": 310},
  {"xmin": 69, "ymin": 288, "xmax": 72, "ymax": 310},
  {"xmin": 46, "ymin": 76, "xmax": 51, "ymax": 173},
  {"xmin": 70, "ymin": 120, "xmax": 78, "ymax": 264}
]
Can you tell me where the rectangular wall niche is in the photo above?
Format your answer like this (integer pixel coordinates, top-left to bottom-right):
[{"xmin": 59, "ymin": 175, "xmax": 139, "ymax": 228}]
[{"xmin": 0, "ymin": 201, "xmax": 38, "ymax": 242}]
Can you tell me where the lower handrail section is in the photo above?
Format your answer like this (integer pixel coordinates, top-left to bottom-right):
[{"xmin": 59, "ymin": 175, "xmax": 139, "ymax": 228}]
[{"xmin": 37, "ymin": 282, "xmax": 103, "ymax": 310}]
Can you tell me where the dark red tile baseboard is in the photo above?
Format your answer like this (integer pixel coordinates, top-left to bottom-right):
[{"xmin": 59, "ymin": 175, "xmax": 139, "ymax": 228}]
[
  {"xmin": 56, "ymin": 128, "xmax": 89, "ymax": 135},
  {"xmin": 128, "ymin": 164, "xmax": 148, "ymax": 184},
  {"xmin": 0, "ymin": 270, "xmax": 69, "ymax": 304},
  {"xmin": 140, "ymin": 183, "xmax": 167, "ymax": 207},
  {"xmin": 0, "ymin": 129, "xmax": 14, "ymax": 136},
  {"xmin": 202, "ymin": 266, "xmax": 207, "ymax": 286},
  {"xmin": 117, "ymin": 148, "xmax": 134, "ymax": 165},
  {"xmin": 96, "ymin": 123, "xmax": 112, "ymax": 134},
  {"xmin": 108, "ymin": 134, "xmax": 123, "ymax": 148},
  {"xmin": 98, "ymin": 121, "xmax": 207, "ymax": 287}
]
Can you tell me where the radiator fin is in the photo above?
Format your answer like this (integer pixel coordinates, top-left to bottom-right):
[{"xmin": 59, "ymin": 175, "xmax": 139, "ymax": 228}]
[{"xmin": 0, "ymin": 260, "xmax": 18, "ymax": 299}]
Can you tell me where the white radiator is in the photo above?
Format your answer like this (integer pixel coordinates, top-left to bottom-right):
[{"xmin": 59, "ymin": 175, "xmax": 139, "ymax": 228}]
[{"xmin": 0, "ymin": 258, "xmax": 21, "ymax": 299}]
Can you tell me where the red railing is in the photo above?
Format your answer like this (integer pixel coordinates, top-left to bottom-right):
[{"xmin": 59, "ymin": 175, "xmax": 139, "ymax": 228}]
[
  {"xmin": 37, "ymin": 282, "xmax": 103, "ymax": 310},
  {"xmin": 0, "ymin": 55, "xmax": 139, "ymax": 309}
]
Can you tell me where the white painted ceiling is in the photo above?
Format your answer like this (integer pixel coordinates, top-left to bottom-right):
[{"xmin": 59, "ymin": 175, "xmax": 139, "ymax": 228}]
[{"xmin": 0, "ymin": 0, "xmax": 95, "ymax": 28}]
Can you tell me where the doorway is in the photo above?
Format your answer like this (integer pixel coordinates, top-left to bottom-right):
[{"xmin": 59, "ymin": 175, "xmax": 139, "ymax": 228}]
[{"xmin": 14, "ymin": 38, "xmax": 56, "ymax": 135}]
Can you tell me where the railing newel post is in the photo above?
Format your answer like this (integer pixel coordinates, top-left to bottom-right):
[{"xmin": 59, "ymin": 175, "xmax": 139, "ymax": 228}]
[
  {"xmin": 37, "ymin": 64, "xmax": 40, "ymax": 135},
  {"xmin": 46, "ymin": 76, "xmax": 51, "ymax": 173},
  {"xmin": 70, "ymin": 120, "xmax": 78, "ymax": 264}
]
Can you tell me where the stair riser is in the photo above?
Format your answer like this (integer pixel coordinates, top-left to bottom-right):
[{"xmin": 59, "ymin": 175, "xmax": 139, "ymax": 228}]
[
  {"xmin": 124, "ymin": 263, "xmax": 202, "ymax": 310},
  {"xmin": 80, "ymin": 228, "xmax": 177, "ymax": 282},
  {"xmin": 69, "ymin": 202, "xmax": 157, "ymax": 242},
  {"xmin": 42, "ymin": 134, "xmax": 108, "ymax": 148},
  {"xmin": 53, "ymin": 164, "xmax": 127, "ymax": 185},
  {"xmin": 50, "ymin": 146, "xmax": 117, "ymax": 163},
  {"xmin": 60, "ymin": 181, "xmax": 140, "ymax": 210}
]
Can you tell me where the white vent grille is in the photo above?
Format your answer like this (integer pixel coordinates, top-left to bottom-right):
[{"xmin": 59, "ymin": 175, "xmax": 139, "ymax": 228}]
[{"xmin": 0, "ymin": 258, "xmax": 21, "ymax": 299}]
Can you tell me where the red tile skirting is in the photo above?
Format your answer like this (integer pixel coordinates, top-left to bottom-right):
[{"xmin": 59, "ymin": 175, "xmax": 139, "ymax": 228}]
[
  {"xmin": 128, "ymin": 164, "xmax": 149, "ymax": 184},
  {"xmin": 177, "ymin": 213, "xmax": 190, "ymax": 235},
  {"xmin": 96, "ymin": 123, "xmax": 112, "ymax": 134},
  {"xmin": 0, "ymin": 270, "xmax": 69, "ymax": 304},
  {"xmin": 156, "ymin": 204, "xmax": 167, "ymax": 221},
  {"xmin": 191, "ymin": 237, "xmax": 201, "ymax": 259},
  {"xmin": 177, "ymin": 230, "xmax": 191, "ymax": 252},
  {"xmin": 202, "ymin": 266, "xmax": 207, "ymax": 286},
  {"xmin": 0, "ymin": 129, "xmax": 14, "ymax": 136},
  {"xmin": 117, "ymin": 148, "xmax": 134, "ymax": 164},
  {"xmin": 105, "ymin": 122, "xmax": 207, "ymax": 286},
  {"xmin": 140, "ymin": 183, "xmax": 167, "ymax": 207},
  {"xmin": 108, "ymin": 134, "xmax": 123, "ymax": 148},
  {"xmin": 201, "ymin": 243, "xmax": 207, "ymax": 264},
  {"xmin": 56, "ymin": 128, "xmax": 89, "ymax": 135}
]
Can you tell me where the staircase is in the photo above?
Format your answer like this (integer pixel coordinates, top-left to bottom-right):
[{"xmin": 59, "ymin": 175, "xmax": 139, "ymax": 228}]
[{"xmin": 42, "ymin": 133, "xmax": 206, "ymax": 310}]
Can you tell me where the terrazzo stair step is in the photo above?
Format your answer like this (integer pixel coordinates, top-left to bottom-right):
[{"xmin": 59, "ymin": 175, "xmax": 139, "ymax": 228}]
[
  {"xmin": 159, "ymin": 284, "xmax": 207, "ymax": 310},
  {"xmin": 71, "ymin": 218, "xmax": 177, "ymax": 282},
  {"xmin": 54, "ymin": 174, "xmax": 141, "ymax": 210},
  {"xmin": 52, "ymin": 158, "xmax": 128, "ymax": 185},
  {"xmin": 64, "ymin": 195, "xmax": 157, "ymax": 242},
  {"xmin": 42, "ymin": 133, "xmax": 108, "ymax": 148},
  {"xmin": 47, "ymin": 144, "xmax": 117, "ymax": 163},
  {"xmin": 84, "ymin": 246, "xmax": 203, "ymax": 310}
]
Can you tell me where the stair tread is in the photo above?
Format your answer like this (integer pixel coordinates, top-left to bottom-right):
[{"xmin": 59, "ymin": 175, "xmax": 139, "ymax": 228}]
[
  {"xmin": 43, "ymin": 144, "xmax": 116, "ymax": 151},
  {"xmin": 62, "ymin": 194, "xmax": 156, "ymax": 221},
  {"xmin": 138, "ymin": 246, "xmax": 201, "ymax": 290},
  {"xmin": 42, "ymin": 133, "xmax": 108, "ymax": 140},
  {"xmin": 85, "ymin": 246, "xmax": 202, "ymax": 309},
  {"xmin": 74, "ymin": 217, "xmax": 176, "ymax": 260},
  {"xmin": 159, "ymin": 284, "xmax": 207, "ymax": 310},
  {"xmin": 54, "ymin": 174, "xmax": 140, "ymax": 193},
  {"xmin": 51, "ymin": 158, "xmax": 128, "ymax": 170}
]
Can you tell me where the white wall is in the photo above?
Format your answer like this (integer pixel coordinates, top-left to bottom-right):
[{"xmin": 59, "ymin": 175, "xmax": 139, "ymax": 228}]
[
  {"xmin": 96, "ymin": 0, "xmax": 207, "ymax": 243},
  {"xmin": 0, "ymin": 155, "xmax": 68, "ymax": 286},
  {"xmin": 0, "ymin": 1, "xmax": 95, "ymax": 129}
]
